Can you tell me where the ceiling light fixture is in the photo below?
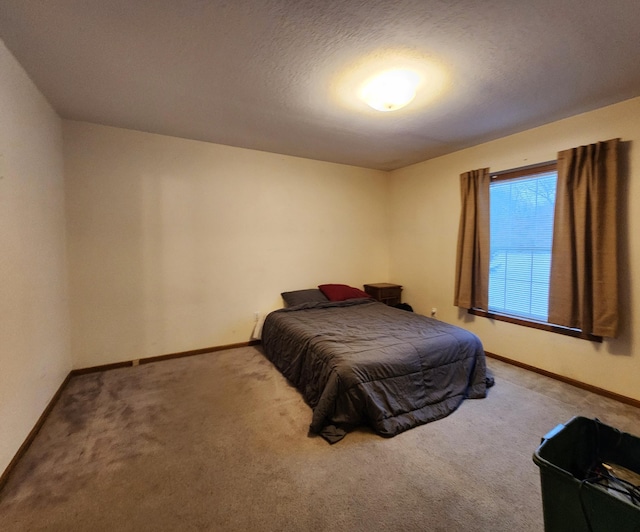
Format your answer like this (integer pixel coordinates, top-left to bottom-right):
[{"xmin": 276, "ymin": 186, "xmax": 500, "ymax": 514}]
[
  {"xmin": 359, "ymin": 69, "xmax": 420, "ymax": 112},
  {"xmin": 331, "ymin": 49, "xmax": 448, "ymax": 115}
]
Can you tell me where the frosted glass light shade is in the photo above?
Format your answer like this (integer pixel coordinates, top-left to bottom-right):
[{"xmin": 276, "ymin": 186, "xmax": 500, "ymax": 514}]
[{"xmin": 359, "ymin": 69, "xmax": 419, "ymax": 112}]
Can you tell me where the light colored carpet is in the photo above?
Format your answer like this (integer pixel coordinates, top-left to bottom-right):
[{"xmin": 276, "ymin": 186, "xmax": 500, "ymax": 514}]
[{"xmin": 1, "ymin": 346, "xmax": 639, "ymax": 531}]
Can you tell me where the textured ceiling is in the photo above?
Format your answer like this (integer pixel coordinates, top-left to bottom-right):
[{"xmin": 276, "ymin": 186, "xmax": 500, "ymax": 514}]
[{"xmin": 1, "ymin": 1, "xmax": 640, "ymax": 170}]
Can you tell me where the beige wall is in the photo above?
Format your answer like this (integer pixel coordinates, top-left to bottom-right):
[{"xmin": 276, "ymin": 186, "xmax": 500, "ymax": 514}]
[
  {"xmin": 389, "ymin": 96, "xmax": 640, "ymax": 401},
  {"xmin": 64, "ymin": 122, "xmax": 389, "ymax": 368},
  {"xmin": 0, "ymin": 41, "xmax": 71, "ymax": 473}
]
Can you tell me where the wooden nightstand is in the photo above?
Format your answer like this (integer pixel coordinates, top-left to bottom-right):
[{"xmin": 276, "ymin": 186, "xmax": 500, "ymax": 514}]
[{"xmin": 364, "ymin": 283, "xmax": 403, "ymax": 306}]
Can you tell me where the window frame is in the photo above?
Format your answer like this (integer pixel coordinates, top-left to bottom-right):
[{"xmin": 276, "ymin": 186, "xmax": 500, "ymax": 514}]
[{"xmin": 469, "ymin": 161, "xmax": 602, "ymax": 343}]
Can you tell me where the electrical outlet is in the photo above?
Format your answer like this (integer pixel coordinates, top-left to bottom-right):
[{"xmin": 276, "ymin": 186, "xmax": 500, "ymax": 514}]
[{"xmin": 431, "ymin": 307, "xmax": 437, "ymax": 318}]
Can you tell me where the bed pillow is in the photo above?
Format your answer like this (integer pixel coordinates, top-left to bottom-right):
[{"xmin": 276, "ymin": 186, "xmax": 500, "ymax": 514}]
[
  {"xmin": 318, "ymin": 284, "xmax": 372, "ymax": 302},
  {"xmin": 281, "ymin": 289, "xmax": 329, "ymax": 307}
]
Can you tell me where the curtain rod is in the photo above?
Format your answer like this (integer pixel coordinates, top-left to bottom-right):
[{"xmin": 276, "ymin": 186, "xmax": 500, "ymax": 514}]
[{"xmin": 490, "ymin": 160, "xmax": 556, "ymax": 178}]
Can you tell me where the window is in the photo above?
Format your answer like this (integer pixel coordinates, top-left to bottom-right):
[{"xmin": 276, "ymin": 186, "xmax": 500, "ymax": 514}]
[
  {"xmin": 466, "ymin": 161, "xmax": 602, "ymax": 341},
  {"xmin": 459, "ymin": 139, "xmax": 619, "ymax": 340},
  {"xmin": 488, "ymin": 163, "xmax": 557, "ymax": 322}
]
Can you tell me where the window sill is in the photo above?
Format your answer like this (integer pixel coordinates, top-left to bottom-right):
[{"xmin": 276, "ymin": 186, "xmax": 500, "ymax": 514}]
[{"xmin": 468, "ymin": 308, "xmax": 602, "ymax": 343}]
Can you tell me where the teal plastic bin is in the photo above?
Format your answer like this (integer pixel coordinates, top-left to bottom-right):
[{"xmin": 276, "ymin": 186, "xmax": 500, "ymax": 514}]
[{"xmin": 533, "ymin": 416, "xmax": 640, "ymax": 531}]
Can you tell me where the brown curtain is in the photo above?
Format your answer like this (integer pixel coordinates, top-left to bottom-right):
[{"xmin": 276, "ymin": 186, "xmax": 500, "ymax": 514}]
[
  {"xmin": 454, "ymin": 168, "xmax": 490, "ymax": 309},
  {"xmin": 548, "ymin": 139, "xmax": 620, "ymax": 337}
]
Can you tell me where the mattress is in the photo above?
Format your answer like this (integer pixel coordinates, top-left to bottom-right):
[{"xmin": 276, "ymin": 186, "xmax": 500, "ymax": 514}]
[{"xmin": 261, "ymin": 298, "xmax": 489, "ymax": 443}]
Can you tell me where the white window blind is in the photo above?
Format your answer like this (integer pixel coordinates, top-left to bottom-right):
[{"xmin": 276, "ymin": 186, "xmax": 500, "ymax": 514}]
[{"xmin": 488, "ymin": 169, "xmax": 557, "ymax": 322}]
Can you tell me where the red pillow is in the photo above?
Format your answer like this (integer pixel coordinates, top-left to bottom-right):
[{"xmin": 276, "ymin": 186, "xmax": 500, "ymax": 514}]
[{"xmin": 318, "ymin": 284, "xmax": 372, "ymax": 302}]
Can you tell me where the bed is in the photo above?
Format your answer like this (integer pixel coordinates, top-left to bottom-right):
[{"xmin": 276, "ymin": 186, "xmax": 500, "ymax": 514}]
[{"xmin": 261, "ymin": 287, "xmax": 490, "ymax": 443}]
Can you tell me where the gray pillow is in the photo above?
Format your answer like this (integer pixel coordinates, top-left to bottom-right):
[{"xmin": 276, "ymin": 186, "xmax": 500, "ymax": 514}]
[{"xmin": 281, "ymin": 289, "xmax": 329, "ymax": 307}]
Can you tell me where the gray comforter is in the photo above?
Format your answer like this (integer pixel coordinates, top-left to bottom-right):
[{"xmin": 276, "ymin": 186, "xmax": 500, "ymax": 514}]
[{"xmin": 261, "ymin": 298, "xmax": 488, "ymax": 443}]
